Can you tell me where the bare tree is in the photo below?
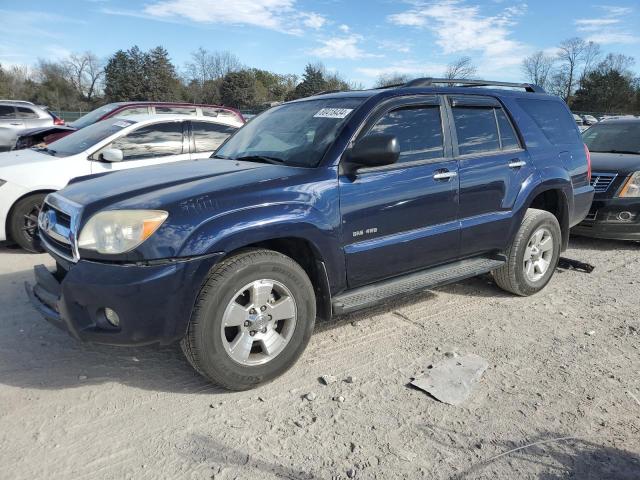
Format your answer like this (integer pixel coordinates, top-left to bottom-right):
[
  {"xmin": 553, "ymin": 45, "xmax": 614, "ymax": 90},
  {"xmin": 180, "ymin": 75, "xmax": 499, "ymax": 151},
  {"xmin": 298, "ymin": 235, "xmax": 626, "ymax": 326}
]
[
  {"xmin": 598, "ymin": 53, "xmax": 635, "ymax": 74},
  {"xmin": 521, "ymin": 51, "xmax": 554, "ymax": 90},
  {"xmin": 63, "ymin": 52, "xmax": 104, "ymax": 103},
  {"xmin": 555, "ymin": 37, "xmax": 588, "ymax": 102},
  {"xmin": 185, "ymin": 48, "xmax": 242, "ymax": 83},
  {"xmin": 579, "ymin": 41, "xmax": 601, "ymax": 88},
  {"xmin": 375, "ymin": 73, "xmax": 411, "ymax": 88},
  {"xmin": 444, "ymin": 57, "xmax": 477, "ymax": 80}
]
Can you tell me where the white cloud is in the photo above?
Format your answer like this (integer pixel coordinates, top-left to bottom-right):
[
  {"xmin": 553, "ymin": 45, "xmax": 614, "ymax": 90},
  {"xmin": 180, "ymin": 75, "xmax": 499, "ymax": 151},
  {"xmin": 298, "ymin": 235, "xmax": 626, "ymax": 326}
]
[
  {"xmin": 339, "ymin": 24, "xmax": 350, "ymax": 33},
  {"xmin": 575, "ymin": 5, "xmax": 639, "ymax": 44},
  {"xmin": 377, "ymin": 39, "xmax": 412, "ymax": 54},
  {"xmin": 310, "ymin": 34, "xmax": 379, "ymax": 60},
  {"xmin": 141, "ymin": 0, "xmax": 324, "ymax": 34},
  {"xmin": 356, "ymin": 61, "xmax": 448, "ymax": 78},
  {"xmin": 387, "ymin": 1, "xmax": 529, "ymax": 72}
]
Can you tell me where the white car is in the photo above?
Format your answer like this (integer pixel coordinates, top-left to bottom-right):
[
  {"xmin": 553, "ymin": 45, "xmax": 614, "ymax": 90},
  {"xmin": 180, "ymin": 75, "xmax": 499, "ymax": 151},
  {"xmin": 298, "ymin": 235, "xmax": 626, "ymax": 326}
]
[{"xmin": 0, "ymin": 113, "xmax": 242, "ymax": 251}]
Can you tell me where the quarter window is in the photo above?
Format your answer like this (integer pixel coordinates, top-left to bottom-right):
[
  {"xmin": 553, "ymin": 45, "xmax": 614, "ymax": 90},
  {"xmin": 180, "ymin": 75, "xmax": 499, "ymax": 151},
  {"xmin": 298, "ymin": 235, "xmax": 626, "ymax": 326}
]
[
  {"xmin": 107, "ymin": 122, "xmax": 184, "ymax": 160},
  {"xmin": 192, "ymin": 121, "xmax": 237, "ymax": 152},
  {"xmin": 116, "ymin": 107, "xmax": 150, "ymax": 117},
  {"xmin": 517, "ymin": 98, "xmax": 581, "ymax": 145},
  {"xmin": 495, "ymin": 109, "xmax": 520, "ymax": 149},
  {"xmin": 16, "ymin": 106, "xmax": 38, "ymax": 119},
  {"xmin": 365, "ymin": 106, "xmax": 444, "ymax": 163}
]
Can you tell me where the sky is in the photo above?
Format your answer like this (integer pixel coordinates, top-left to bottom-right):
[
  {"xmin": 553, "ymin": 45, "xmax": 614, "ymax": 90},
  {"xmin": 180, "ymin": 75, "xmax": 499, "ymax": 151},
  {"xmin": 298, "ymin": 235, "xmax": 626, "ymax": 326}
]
[{"xmin": 0, "ymin": 0, "xmax": 639, "ymax": 87}]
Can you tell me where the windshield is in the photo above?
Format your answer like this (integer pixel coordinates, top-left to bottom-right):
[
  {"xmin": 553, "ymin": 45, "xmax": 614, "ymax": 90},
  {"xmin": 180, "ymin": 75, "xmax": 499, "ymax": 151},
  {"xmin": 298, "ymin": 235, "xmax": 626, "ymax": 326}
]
[
  {"xmin": 583, "ymin": 122, "xmax": 640, "ymax": 154},
  {"xmin": 70, "ymin": 103, "xmax": 123, "ymax": 129},
  {"xmin": 215, "ymin": 97, "xmax": 365, "ymax": 167},
  {"xmin": 45, "ymin": 118, "xmax": 136, "ymax": 157}
]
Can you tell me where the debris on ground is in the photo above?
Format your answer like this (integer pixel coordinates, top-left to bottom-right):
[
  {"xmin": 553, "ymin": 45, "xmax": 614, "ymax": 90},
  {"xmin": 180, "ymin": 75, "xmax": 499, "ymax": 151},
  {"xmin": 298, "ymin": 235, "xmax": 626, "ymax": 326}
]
[
  {"xmin": 586, "ymin": 330, "xmax": 596, "ymax": 336},
  {"xmin": 304, "ymin": 392, "xmax": 316, "ymax": 402},
  {"xmin": 320, "ymin": 374, "xmax": 337, "ymax": 385},
  {"xmin": 411, "ymin": 354, "xmax": 489, "ymax": 406},
  {"xmin": 333, "ymin": 395, "xmax": 345, "ymax": 403},
  {"xmin": 558, "ymin": 257, "xmax": 595, "ymax": 273},
  {"xmin": 345, "ymin": 376, "xmax": 355, "ymax": 384}
]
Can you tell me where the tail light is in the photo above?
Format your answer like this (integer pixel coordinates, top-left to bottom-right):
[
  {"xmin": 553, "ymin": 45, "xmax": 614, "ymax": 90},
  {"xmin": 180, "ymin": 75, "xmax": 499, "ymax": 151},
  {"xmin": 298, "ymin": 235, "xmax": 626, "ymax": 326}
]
[
  {"xmin": 53, "ymin": 116, "xmax": 65, "ymax": 125},
  {"xmin": 584, "ymin": 143, "xmax": 591, "ymax": 183}
]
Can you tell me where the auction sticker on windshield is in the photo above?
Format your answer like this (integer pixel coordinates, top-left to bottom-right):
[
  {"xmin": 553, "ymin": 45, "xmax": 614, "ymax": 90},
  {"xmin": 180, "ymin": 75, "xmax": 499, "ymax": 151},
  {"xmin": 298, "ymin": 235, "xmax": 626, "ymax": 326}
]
[
  {"xmin": 112, "ymin": 120, "xmax": 134, "ymax": 128},
  {"xmin": 313, "ymin": 108, "xmax": 354, "ymax": 119}
]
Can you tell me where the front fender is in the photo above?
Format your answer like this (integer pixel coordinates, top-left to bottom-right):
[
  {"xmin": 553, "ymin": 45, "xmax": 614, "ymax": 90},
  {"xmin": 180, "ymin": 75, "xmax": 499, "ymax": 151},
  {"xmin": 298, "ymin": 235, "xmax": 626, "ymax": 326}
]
[{"xmin": 178, "ymin": 202, "xmax": 343, "ymax": 286}]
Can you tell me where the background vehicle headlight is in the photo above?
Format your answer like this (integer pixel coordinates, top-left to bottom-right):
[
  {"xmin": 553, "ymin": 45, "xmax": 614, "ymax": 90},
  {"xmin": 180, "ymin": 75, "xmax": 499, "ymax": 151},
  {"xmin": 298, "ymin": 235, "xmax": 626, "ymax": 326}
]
[
  {"xmin": 619, "ymin": 172, "xmax": 640, "ymax": 198},
  {"xmin": 78, "ymin": 210, "xmax": 168, "ymax": 254}
]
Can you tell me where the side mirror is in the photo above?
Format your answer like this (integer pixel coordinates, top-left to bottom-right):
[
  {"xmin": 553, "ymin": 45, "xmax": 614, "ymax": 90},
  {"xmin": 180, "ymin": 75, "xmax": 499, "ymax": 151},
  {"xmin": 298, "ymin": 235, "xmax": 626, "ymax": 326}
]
[
  {"xmin": 346, "ymin": 134, "xmax": 399, "ymax": 170},
  {"xmin": 100, "ymin": 148, "xmax": 124, "ymax": 162}
]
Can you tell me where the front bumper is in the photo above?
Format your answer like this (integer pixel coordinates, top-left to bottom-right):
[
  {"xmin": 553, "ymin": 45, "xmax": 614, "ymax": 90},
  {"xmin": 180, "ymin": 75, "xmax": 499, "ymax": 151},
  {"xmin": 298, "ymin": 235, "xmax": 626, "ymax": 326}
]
[
  {"xmin": 26, "ymin": 253, "xmax": 223, "ymax": 346},
  {"xmin": 571, "ymin": 197, "xmax": 640, "ymax": 241}
]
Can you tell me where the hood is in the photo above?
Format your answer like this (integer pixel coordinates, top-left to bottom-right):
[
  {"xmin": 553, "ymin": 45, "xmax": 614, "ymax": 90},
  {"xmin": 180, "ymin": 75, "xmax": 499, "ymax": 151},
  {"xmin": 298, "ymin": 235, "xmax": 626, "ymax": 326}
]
[
  {"xmin": 17, "ymin": 125, "xmax": 76, "ymax": 138},
  {"xmin": 0, "ymin": 149, "xmax": 60, "ymax": 184},
  {"xmin": 58, "ymin": 159, "xmax": 303, "ymax": 210},
  {"xmin": 591, "ymin": 152, "xmax": 640, "ymax": 175}
]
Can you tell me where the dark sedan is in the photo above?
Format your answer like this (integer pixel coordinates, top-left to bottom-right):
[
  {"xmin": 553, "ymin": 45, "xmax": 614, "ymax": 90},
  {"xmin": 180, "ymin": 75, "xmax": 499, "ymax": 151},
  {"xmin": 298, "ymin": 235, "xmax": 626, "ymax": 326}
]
[{"xmin": 573, "ymin": 117, "xmax": 640, "ymax": 241}]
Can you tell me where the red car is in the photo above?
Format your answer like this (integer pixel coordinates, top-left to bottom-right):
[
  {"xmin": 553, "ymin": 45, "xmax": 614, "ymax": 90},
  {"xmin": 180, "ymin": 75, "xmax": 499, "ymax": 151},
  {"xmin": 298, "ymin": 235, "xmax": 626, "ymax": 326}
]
[{"xmin": 14, "ymin": 102, "xmax": 244, "ymax": 149}]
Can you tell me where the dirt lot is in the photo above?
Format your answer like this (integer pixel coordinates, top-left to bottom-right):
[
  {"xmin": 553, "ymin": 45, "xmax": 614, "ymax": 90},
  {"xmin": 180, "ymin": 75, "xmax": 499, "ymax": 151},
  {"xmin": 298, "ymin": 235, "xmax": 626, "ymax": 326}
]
[{"xmin": 0, "ymin": 236, "xmax": 639, "ymax": 480}]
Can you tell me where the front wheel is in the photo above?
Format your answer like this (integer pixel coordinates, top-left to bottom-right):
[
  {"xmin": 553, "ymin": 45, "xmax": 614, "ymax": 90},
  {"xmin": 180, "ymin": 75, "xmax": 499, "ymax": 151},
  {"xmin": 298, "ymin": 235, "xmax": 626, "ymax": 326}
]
[
  {"xmin": 8, "ymin": 193, "xmax": 47, "ymax": 253},
  {"xmin": 181, "ymin": 249, "xmax": 316, "ymax": 390},
  {"xmin": 493, "ymin": 208, "xmax": 561, "ymax": 296}
]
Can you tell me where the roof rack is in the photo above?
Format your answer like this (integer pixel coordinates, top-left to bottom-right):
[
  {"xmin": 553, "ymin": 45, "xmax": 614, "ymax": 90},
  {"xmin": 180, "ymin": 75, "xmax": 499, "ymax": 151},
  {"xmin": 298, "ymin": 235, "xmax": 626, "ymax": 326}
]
[{"xmin": 402, "ymin": 78, "xmax": 545, "ymax": 93}]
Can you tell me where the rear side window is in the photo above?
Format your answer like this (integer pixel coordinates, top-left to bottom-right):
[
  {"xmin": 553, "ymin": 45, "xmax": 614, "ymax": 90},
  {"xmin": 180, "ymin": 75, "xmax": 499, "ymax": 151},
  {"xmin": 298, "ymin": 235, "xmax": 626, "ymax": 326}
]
[
  {"xmin": 452, "ymin": 107, "xmax": 500, "ymax": 155},
  {"xmin": 365, "ymin": 106, "xmax": 444, "ymax": 163},
  {"xmin": 0, "ymin": 106, "xmax": 15, "ymax": 119},
  {"xmin": 117, "ymin": 107, "xmax": 149, "ymax": 117},
  {"xmin": 16, "ymin": 106, "xmax": 38, "ymax": 119},
  {"xmin": 156, "ymin": 106, "xmax": 197, "ymax": 115},
  {"xmin": 192, "ymin": 121, "xmax": 237, "ymax": 152},
  {"xmin": 517, "ymin": 98, "xmax": 581, "ymax": 145}
]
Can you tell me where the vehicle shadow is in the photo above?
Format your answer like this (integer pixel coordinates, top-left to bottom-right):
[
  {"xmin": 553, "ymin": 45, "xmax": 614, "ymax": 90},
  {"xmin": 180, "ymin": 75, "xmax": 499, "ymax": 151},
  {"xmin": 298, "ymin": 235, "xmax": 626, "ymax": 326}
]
[
  {"xmin": 568, "ymin": 234, "xmax": 639, "ymax": 252},
  {"xmin": 417, "ymin": 425, "xmax": 640, "ymax": 479}
]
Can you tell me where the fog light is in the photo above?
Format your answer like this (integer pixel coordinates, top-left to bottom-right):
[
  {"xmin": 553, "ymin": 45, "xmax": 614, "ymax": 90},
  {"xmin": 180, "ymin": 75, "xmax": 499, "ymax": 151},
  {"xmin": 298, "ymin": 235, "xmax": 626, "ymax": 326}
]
[
  {"xmin": 104, "ymin": 308, "xmax": 120, "ymax": 327},
  {"xmin": 617, "ymin": 211, "xmax": 634, "ymax": 222}
]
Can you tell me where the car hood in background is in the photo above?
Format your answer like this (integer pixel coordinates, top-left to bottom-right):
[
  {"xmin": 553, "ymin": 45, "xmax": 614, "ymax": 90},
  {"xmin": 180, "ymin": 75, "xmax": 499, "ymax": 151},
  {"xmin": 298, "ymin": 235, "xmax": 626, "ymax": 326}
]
[
  {"xmin": 16, "ymin": 125, "xmax": 77, "ymax": 138},
  {"xmin": 590, "ymin": 152, "xmax": 640, "ymax": 174}
]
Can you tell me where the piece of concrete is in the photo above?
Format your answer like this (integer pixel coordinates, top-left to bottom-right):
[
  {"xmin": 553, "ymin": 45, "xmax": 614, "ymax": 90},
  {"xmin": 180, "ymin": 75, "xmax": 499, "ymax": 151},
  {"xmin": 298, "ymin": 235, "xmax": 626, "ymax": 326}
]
[{"xmin": 411, "ymin": 354, "xmax": 488, "ymax": 406}]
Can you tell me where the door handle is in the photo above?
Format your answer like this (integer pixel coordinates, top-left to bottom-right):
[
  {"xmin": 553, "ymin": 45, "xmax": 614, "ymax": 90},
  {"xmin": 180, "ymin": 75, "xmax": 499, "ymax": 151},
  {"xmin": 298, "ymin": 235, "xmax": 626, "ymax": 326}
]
[
  {"xmin": 508, "ymin": 160, "xmax": 526, "ymax": 168},
  {"xmin": 433, "ymin": 170, "xmax": 458, "ymax": 180},
  {"xmin": 10, "ymin": 123, "xmax": 22, "ymax": 126}
]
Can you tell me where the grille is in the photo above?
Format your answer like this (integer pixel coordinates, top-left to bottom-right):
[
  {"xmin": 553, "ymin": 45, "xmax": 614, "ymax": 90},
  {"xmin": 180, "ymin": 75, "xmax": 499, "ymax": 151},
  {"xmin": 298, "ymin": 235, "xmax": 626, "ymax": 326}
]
[
  {"xmin": 39, "ymin": 202, "xmax": 74, "ymax": 261},
  {"xmin": 584, "ymin": 210, "xmax": 598, "ymax": 221},
  {"xmin": 590, "ymin": 173, "xmax": 617, "ymax": 193}
]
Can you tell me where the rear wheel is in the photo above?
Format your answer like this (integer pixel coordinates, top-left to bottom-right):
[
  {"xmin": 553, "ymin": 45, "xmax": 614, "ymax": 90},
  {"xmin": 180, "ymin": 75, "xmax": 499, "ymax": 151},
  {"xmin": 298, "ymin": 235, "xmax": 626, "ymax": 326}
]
[
  {"xmin": 181, "ymin": 249, "xmax": 316, "ymax": 390},
  {"xmin": 8, "ymin": 193, "xmax": 47, "ymax": 253},
  {"xmin": 493, "ymin": 208, "xmax": 561, "ymax": 296}
]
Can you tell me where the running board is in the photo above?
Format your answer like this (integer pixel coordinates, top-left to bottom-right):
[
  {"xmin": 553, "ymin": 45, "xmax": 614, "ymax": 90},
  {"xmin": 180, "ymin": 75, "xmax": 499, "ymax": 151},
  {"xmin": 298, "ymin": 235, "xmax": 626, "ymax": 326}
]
[{"xmin": 332, "ymin": 257, "xmax": 504, "ymax": 315}]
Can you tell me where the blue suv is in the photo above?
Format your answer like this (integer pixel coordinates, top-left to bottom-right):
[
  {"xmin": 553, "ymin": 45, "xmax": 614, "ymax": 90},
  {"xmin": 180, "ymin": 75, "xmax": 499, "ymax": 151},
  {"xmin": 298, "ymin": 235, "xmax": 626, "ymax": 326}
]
[{"xmin": 27, "ymin": 78, "xmax": 594, "ymax": 390}]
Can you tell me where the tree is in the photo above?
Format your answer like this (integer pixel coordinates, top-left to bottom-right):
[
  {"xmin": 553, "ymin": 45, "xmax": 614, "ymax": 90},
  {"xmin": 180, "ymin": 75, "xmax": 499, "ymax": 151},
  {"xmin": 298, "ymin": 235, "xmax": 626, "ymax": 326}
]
[
  {"xmin": 521, "ymin": 51, "xmax": 554, "ymax": 89},
  {"xmin": 579, "ymin": 41, "xmax": 601, "ymax": 89},
  {"xmin": 572, "ymin": 66, "xmax": 636, "ymax": 113},
  {"xmin": 63, "ymin": 52, "xmax": 104, "ymax": 103},
  {"xmin": 555, "ymin": 37, "xmax": 588, "ymax": 103},
  {"xmin": 184, "ymin": 48, "xmax": 241, "ymax": 103},
  {"xmin": 444, "ymin": 57, "xmax": 477, "ymax": 80},
  {"xmin": 375, "ymin": 73, "xmax": 411, "ymax": 88},
  {"xmin": 144, "ymin": 46, "xmax": 180, "ymax": 101},
  {"xmin": 289, "ymin": 63, "xmax": 328, "ymax": 100},
  {"xmin": 219, "ymin": 70, "xmax": 258, "ymax": 108}
]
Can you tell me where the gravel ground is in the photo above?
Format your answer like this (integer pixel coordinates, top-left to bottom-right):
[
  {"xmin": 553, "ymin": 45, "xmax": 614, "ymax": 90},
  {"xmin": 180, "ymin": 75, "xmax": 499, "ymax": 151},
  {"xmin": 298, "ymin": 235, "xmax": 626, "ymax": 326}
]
[{"xmin": 0, "ymin": 236, "xmax": 639, "ymax": 479}]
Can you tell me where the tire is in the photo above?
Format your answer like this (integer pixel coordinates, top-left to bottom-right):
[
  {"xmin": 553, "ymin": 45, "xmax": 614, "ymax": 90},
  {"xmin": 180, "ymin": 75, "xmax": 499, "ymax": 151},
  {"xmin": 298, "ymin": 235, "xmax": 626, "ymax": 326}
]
[
  {"xmin": 181, "ymin": 249, "xmax": 316, "ymax": 390},
  {"xmin": 493, "ymin": 208, "xmax": 561, "ymax": 296},
  {"xmin": 8, "ymin": 193, "xmax": 47, "ymax": 253}
]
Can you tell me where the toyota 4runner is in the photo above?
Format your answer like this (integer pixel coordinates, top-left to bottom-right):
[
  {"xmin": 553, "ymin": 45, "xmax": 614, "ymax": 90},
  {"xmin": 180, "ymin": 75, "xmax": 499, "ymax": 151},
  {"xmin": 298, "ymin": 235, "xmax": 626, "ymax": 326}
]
[{"xmin": 27, "ymin": 78, "xmax": 594, "ymax": 390}]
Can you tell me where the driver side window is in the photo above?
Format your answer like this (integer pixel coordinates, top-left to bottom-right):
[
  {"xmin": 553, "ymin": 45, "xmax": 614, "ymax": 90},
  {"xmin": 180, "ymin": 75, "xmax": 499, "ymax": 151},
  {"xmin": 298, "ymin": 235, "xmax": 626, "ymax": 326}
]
[{"xmin": 103, "ymin": 122, "xmax": 184, "ymax": 161}]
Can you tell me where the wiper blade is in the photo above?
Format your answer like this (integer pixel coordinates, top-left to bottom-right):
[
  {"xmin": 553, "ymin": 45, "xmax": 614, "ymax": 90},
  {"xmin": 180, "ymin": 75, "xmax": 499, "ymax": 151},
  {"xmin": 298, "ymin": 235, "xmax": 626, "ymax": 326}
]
[
  {"xmin": 234, "ymin": 155, "xmax": 285, "ymax": 165},
  {"xmin": 33, "ymin": 146, "xmax": 57, "ymax": 156}
]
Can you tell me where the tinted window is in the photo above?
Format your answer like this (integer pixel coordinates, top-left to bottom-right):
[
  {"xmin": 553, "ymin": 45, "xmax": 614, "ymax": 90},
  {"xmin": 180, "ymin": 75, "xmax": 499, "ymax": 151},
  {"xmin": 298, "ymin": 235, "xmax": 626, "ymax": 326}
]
[
  {"xmin": 583, "ymin": 122, "xmax": 640, "ymax": 154},
  {"xmin": 117, "ymin": 107, "xmax": 149, "ymax": 116},
  {"xmin": 496, "ymin": 109, "xmax": 520, "ymax": 149},
  {"xmin": 69, "ymin": 103, "xmax": 123, "ymax": 129},
  {"xmin": 156, "ymin": 106, "xmax": 197, "ymax": 115},
  {"xmin": 192, "ymin": 121, "xmax": 237, "ymax": 152},
  {"xmin": 453, "ymin": 107, "xmax": 500, "ymax": 155},
  {"xmin": 108, "ymin": 122, "xmax": 183, "ymax": 160},
  {"xmin": 0, "ymin": 106, "xmax": 15, "ymax": 119},
  {"xmin": 517, "ymin": 99, "xmax": 581, "ymax": 145},
  {"xmin": 16, "ymin": 106, "xmax": 38, "ymax": 119},
  {"xmin": 366, "ymin": 106, "xmax": 444, "ymax": 163}
]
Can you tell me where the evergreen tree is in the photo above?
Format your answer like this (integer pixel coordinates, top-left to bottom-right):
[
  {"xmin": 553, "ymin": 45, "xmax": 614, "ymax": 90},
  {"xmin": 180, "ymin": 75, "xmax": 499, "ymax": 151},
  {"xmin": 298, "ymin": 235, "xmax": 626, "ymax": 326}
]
[
  {"xmin": 219, "ymin": 70, "xmax": 258, "ymax": 109},
  {"xmin": 290, "ymin": 64, "xmax": 327, "ymax": 100}
]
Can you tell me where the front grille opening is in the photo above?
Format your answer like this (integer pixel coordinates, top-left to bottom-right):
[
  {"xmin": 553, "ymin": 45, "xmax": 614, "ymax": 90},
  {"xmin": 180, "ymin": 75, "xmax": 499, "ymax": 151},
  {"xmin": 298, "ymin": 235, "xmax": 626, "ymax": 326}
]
[{"xmin": 590, "ymin": 173, "xmax": 617, "ymax": 193}]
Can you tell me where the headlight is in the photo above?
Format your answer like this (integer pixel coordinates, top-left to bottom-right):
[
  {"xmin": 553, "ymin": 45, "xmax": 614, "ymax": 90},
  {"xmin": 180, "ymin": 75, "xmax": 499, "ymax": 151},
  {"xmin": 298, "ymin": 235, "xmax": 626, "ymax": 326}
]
[
  {"xmin": 619, "ymin": 172, "xmax": 640, "ymax": 198},
  {"xmin": 78, "ymin": 210, "xmax": 168, "ymax": 254}
]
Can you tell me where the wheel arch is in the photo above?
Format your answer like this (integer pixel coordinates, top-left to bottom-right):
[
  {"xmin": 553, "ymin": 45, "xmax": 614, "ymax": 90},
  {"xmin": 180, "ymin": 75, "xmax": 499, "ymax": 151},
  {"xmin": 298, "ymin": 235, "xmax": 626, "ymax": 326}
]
[
  {"xmin": 524, "ymin": 187, "xmax": 570, "ymax": 251},
  {"xmin": 5, "ymin": 189, "xmax": 54, "ymax": 242}
]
